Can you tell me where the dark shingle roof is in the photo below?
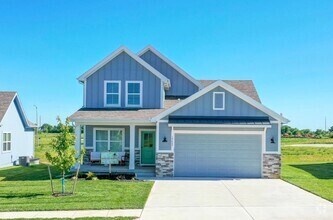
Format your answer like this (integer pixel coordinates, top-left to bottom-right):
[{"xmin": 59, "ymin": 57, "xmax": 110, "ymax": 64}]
[
  {"xmin": 0, "ymin": 92, "xmax": 16, "ymax": 122},
  {"xmin": 199, "ymin": 80, "xmax": 261, "ymax": 103}
]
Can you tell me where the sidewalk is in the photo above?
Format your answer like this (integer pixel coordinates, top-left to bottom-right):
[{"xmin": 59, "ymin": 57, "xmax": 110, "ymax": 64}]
[{"xmin": 0, "ymin": 209, "xmax": 142, "ymax": 219}]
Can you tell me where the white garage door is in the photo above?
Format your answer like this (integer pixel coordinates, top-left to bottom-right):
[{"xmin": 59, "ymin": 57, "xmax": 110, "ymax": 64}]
[{"xmin": 174, "ymin": 133, "xmax": 262, "ymax": 178}]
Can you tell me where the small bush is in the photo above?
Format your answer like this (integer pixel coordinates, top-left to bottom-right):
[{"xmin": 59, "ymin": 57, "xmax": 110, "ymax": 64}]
[{"xmin": 86, "ymin": 172, "xmax": 97, "ymax": 180}]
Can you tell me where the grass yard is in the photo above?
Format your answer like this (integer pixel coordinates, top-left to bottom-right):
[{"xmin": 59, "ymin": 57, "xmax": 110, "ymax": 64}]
[
  {"xmin": 0, "ymin": 164, "xmax": 153, "ymax": 212},
  {"xmin": 34, "ymin": 133, "xmax": 59, "ymax": 163},
  {"xmin": 281, "ymin": 138, "xmax": 333, "ymax": 202},
  {"xmin": 282, "ymin": 137, "xmax": 333, "ymax": 145}
]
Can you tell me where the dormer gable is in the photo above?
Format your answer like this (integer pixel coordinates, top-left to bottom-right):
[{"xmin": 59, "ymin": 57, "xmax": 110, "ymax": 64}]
[{"xmin": 138, "ymin": 46, "xmax": 202, "ymax": 97}]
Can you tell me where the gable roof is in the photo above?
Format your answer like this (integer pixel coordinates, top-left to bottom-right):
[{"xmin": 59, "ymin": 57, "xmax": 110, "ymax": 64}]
[
  {"xmin": 138, "ymin": 45, "xmax": 203, "ymax": 89},
  {"xmin": 151, "ymin": 80, "xmax": 289, "ymax": 123},
  {"xmin": 199, "ymin": 80, "xmax": 261, "ymax": 103},
  {"xmin": 0, "ymin": 92, "xmax": 16, "ymax": 122},
  {"xmin": 77, "ymin": 46, "xmax": 171, "ymax": 88},
  {"xmin": 0, "ymin": 92, "xmax": 36, "ymax": 129}
]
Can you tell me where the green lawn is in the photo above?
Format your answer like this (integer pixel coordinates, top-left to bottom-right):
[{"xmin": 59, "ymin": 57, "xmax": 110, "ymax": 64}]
[
  {"xmin": 35, "ymin": 133, "xmax": 59, "ymax": 163},
  {"xmin": 0, "ymin": 164, "xmax": 153, "ymax": 211},
  {"xmin": 282, "ymin": 137, "xmax": 333, "ymax": 145},
  {"xmin": 281, "ymin": 138, "xmax": 333, "ymax": 202}
]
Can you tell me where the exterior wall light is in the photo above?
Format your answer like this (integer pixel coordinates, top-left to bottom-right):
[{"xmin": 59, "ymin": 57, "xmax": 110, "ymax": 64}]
[
  {"xmin": 162, "ymin": 136, "xmax": 168, "ymax": 142},
  {"xmin": 270, "ymin": 137, "xmax": 275, "ymax": 144}
]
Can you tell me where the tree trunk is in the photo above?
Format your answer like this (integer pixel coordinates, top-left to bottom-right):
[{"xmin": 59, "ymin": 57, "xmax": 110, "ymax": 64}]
[{"xmin": 62, "ymin": 171, "xmax": 65, "ymax": 193}]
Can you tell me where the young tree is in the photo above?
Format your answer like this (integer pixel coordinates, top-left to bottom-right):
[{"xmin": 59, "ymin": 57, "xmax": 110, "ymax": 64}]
[{"xmin": 45, "ymin": 117, "xmax": 83, "ymax": 194}]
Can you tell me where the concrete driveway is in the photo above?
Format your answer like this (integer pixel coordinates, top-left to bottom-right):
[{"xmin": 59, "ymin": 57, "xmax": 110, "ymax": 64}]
[{"xmin": 140, "ymin": 179, "xmax": 333, "ymax": 220}]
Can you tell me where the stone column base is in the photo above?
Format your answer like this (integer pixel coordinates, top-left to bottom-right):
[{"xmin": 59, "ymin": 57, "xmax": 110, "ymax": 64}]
[
  {"xmin": 156, "ymin": 153, "xmax": 174, "ymax": 177},
  {"xmin": 263, "ymin": 153, "xmax": 281, "ymax": 178}
]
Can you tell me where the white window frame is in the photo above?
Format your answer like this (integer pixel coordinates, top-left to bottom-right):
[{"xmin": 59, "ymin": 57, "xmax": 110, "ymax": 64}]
[
  {"xmin": 213, "ymin": 92, "xmax": 225, "ymax": 110},
  {"xmin": 2, "ymin": 132, "xmax": 11, "ymax": 153},
  {"xmin": 104, "ymin": 80, "xmax": 121, "ymax": 107},
  {"xmin": 93, "ymin": 128, "xmax": 125, "ymax": 152},
  {"xmin": 125, "ymin": 81, "xmax": 143, "ymax": 107}
]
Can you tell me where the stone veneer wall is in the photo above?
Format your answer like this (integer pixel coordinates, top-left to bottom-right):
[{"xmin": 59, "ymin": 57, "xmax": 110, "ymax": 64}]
[
  {"xmin": 156, "ymin": 153, "xmax": 174, "ymax": 177},
  {"xmin": 263, "ymin": 154, "xmax": 281, "ymax": 178}
]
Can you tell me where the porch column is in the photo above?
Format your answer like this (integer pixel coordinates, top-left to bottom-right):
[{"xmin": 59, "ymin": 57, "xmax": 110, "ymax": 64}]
[
  {"xmin": 129, "ymin": 124, "xmax": 135, "ymax": 170},
  {"xmin": 74, "ymin": 124, "xmax": 81, "ymax": 168}
]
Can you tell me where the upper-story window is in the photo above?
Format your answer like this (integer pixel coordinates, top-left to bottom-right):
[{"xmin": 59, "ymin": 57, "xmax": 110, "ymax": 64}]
[
  {"xmin": 104, "ymin": 81, "xmax": 121, "ymax": 107},
  {"xmin": 2, "ymin": 133, "xmax": 11, "ymax": 152},
  {"xmin": 213, "ymin": 92, "xmax": 225, "ymax": 110},
  {"xmin": 126, "ymin": 81, "xmax": 142, "ymax": 107}
]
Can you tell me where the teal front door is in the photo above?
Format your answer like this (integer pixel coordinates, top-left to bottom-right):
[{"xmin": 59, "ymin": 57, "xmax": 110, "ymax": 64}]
[{"xmin": 141, "ymin": 131, "xmax": 156, "ymax": 165}]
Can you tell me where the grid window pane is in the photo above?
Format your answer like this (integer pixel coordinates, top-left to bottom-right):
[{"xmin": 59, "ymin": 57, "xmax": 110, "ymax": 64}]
[
  {"xmin": 106, "ymin": 94, "xmax": 119, "ymax": 105},
  {"xmin": 7, "ymin": 143, "xmax": 11, "ymax": 151},
  {"xmin": 110, "ymin": 130, "xmax": 122, "ymax": 141},
  {"xmin": 107, "ymin": 83, "xmax": 119, "ymax": 93},
  {"xmin": 3, "ymin": 143, "xmax": 6, "ymax": 151},
  {"xmin": 96, "ymin": 130, "xmax": 108, "ymax": 141},
  {"xmin": 110, "ymin": 142, "xmax": 122, "ymax": 152},
  {"xmin": 96, "ymin": 142, "xmax": 108, "ymax": 152},
  {"xmin": 128, "ymin": 83, "xmax": 140, "ymax": 93},
  {"xmin": 128, "ymin": 94, "xmax": 140, "ymax": 105}
]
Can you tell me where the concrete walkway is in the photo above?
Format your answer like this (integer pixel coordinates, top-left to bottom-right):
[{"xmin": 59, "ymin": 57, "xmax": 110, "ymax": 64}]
[
  {"xmin": 0, "ymin": 209, "xmax": 142, "ymax": 219},
  {"xmin": 140, "ymin": 179, "xmax": 333, "ymax": 220}
]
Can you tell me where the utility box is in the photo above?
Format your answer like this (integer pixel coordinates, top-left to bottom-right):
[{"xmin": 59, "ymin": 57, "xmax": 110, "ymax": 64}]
[{"xmin": 19, "ymin": 156, "xmax": 30, "ymax": 166}]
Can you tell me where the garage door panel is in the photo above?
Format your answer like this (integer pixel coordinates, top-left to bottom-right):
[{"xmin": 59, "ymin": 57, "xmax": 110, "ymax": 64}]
[{"xmin": 174, "ymin": 134, "xmax": 262, "ymax": 178}]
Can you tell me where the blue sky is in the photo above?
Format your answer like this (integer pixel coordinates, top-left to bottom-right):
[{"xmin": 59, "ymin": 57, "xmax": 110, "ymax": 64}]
[{"xmin": 0, "ymin": 0, "xmax": 332, "ymax": 130}]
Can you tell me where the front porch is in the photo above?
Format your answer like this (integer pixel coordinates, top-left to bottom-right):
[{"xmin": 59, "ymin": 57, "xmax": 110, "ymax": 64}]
[
  {"xmin": 78, "ymin": 164, "xmax": 155, "ymax": 177},
  {"xmin": 74, "ymin": 123, "xmax": 158, "ymax": 177}
]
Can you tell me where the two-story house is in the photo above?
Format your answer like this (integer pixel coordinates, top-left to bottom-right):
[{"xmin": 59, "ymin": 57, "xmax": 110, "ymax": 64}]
[{"xmin": 70, "ymin": 46, "xmax": 289, "ymax": 178}]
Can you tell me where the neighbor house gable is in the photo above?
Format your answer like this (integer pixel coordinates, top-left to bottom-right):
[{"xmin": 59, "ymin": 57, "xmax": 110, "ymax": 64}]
[
  {"xmin": 152, "ymin": 80, "xmax": 289, "ymax": 123},
  {"xmin": 138, "ymin": 46, "xmax": 202, "ymax": 97},
  {"xmin": 0, "ymin": 92, "xmax": 35, "ymax": 131}
]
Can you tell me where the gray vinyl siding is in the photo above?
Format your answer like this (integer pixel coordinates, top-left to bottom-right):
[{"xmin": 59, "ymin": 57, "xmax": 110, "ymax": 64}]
[
  {"xmin": 158, "ymin": 122, "xmax": 172, "ymax": 151},
  {"xmin": 140, "ymin": 50, "xmax": 199, "ymax": 97},
  {"xmin": 85, "ymin": 125, "xmax": 156, "ymax": 150},
  {"xmin": 171, "ymin": 87, "xmax": 268, "ymax": 117},
  {"xmin": 174, "ymin": 134, "xmax": 262, "ymax": 177},
  {"xmin": 266, "ymin": 123, "xmax": 279, "ymax": 152},
  {"xmin": 86, "ymin": 52, "xmax": 162, "ymax": 108}
]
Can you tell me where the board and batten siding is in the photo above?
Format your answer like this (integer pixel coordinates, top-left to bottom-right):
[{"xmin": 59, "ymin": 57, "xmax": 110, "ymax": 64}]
[
  {"xmin": 85, "ymin": 125, "xmax": 156, "ymax": 150},
  {"xmin": 171, "ymin": 87, "xmax": 268, "ymax": 117},
  {"xmin": 140, "ymin": 50, "xmax": 199, "ymax": 97},
  {"xmin": 0, "ymin": 98, "xmax": 34, "ymax": 168},
  {"xmin": 265, "ymin": 123, "xmax": 279, "ymax": 152},
  {"xmin": 86, "ymin": 52, "xmax": 162, "ymax": 108},
  {"xmin": 158, "ymin": 122, "xmax": 172, "ymax": 151}
]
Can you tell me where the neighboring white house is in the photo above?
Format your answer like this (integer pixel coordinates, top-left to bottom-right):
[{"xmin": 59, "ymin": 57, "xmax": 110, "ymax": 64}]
[{"xmin": 0, "ymin": 92, "xmax": 35, "ymax": 168}]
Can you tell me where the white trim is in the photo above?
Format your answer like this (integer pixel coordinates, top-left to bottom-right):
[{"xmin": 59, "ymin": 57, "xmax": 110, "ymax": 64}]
[
  {"xmin": 151, "ymin": 80, "xmax": 289, "ymax": 123},
  {"xmin": 125, "ymin": 81, "xmax": 143, "ymax": 108},
  {"xmin": 173, "ymin": 130, "xmax": 264, "ymax": 135},
  {"xmin": 160, "ymin": 80, "xmax": 164, "ymax": 108},
  {"xmin": 138, "ymin": 45, "xmax": 203, "ymax": 89},
  {"xmin": 213, "ymin": 92, "xmax": 225, "ymax": 110},
  {"xmin": 168, "ymin": 124, "xmax": 271, "ymax": 128},
  {"xmin": 159, "ymin": 120, "xmax": 169, "ymax": 123},
  {"xmin": 83, "ymin": 80, "xmax": 87, "ymax": 107},
  {"xmin": 156, "ymin": 122, "xmax": 160, "ymax": 152},
  {"xmin": 77, "ymin": 46, "xmax": 171, "ymax": 88},
  {"xmin": 1, "ymin": 132, "xmax": 12, "ymax": 153},
  {"xmin": 71, "ymin": 119, "xmax": 155, "ymax": 125},
  {"xmin": 104, "ymin": 80, "xmax": 121, "ymax": 107},
  {"xmin": 93, "ymin": 127, "xmax": 125, "ymax": 152},
  {"xmin": 139, "ymin": 128, "xmax": 156, "ymax": 166},
  {"xmin": 129, "ymin": 125, "xmax": 135, "ymax": 170}
]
